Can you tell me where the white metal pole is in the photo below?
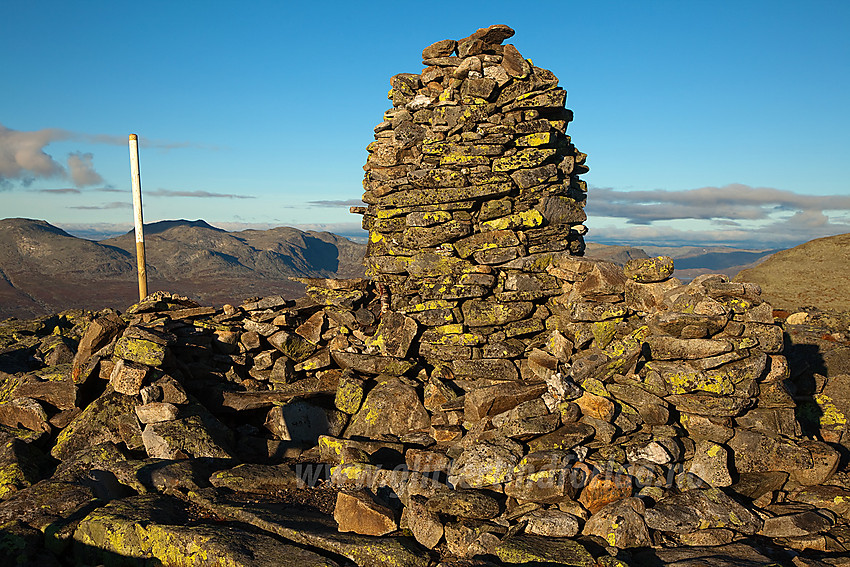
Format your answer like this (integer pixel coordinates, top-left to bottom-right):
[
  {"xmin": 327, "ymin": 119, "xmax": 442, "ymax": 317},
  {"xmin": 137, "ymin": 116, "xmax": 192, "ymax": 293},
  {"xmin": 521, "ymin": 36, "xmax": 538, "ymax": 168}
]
[{"xmin": 128, "ymin": 134, "xmax": 148, "ymax": 300}]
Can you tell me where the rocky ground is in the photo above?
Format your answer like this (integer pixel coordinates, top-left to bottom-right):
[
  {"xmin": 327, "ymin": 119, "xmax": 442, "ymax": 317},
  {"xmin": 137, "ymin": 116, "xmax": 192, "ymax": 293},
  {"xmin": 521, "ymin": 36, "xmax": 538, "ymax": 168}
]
[{"xmin": 0, "ymin": 253, "xmax": 849, "ymax": 566}]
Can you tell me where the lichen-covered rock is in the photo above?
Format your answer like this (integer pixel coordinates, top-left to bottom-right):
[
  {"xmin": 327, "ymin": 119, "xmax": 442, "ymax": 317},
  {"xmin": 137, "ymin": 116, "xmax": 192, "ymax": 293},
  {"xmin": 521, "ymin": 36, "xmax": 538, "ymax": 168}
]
[
  {"xmin": 495, "ymin": 533, "xmax": 595, "ymax": 566},
  {"xmin": 344, "ymin": 378, "xmax": 429, "ymax": 439},
  {"xmin": 268, "ymin": 330, "xmax": 316, "ymax": 362},
  {"xmin": 449, "ymin": 438, "xmax": 523, "ymax": 488},
  {"xmin": 74, "ymin": 494, "xmax": 338, "ymax": 566},
  {"xmin": 114, "ymin": 335, "xmax": 167, "ymax": 367},
  {"xmin": 583, "ymin": 497, "xmax": 651, "ymax": 548},
  {"xmin": 51, "ymin": 390, "xmax": 137, "ymax": 460},
  {"xmin": 644, "ymin": 487, "xmax": 763, "ymax": 534},
  {"xmin": 210, "ymin": 463, "xmax": 298, "ymax": 493},
  {"xmin": 0, "ymin": 479, "xmax": 96, "ymax": 531},
  {"xmin": 624, "ymin": 256, "xmax": 675, "ymax": 283},
  {"xmin": 364, "ymin": 312, "xmax": 418, "ymax": 358},
  {"xmin": 426, "ymin": 489, "xmax": 500, "ymax": 519},
  {"xmin": 141, "ymin": 415, "xmax": 235, "ymax": 460},
  {"xmin": 687, "ymin": 440, "xmax": 733, "ymax": 487}
]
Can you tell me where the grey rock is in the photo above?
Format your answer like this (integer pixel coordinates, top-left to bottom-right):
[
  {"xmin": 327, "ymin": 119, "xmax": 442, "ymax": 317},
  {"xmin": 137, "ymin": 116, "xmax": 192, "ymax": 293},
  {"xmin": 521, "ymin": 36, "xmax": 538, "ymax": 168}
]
[
  {"xmin": 644, "ymin": 487, "xmax": 763, "ymax": 534},
  {"xmin": 583, "ymin": 497, "xmax": 651, "ymax": 548},
  {"xmin": 345, "ymin": 378, "xmax": 429, "ymax": 439}
]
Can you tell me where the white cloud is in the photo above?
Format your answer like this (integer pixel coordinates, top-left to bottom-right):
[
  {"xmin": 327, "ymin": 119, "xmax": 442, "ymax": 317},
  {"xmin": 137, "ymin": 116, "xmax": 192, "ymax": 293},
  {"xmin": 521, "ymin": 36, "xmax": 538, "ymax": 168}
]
[
  {"xmin": 585, "ymin": 183, "xmax": 850, "ymax": 247},
  {"xmin": 308, "ymin": 199, "xmax": 366, "ymax": 207},
  {"xmin": 587, "ymin": 184, "xmax": 850, "ymax": 224},
  {"xmin": 0, "ymin": 122, "xmax": 212, "ymax": 190},
  {"xmin": 0, "ymin": 124, "xmax": 67, "ymax": 187},
  {"xmin": 67, "ymin": 152, "xmax": 104, "ymax": 187},
  {"xmin": 69, "ymin": 201, "xmax": 132, "ymax": 210},
  {"xmin": 147, "ymin": 189, "xmax": 255, "ymax": 199}
]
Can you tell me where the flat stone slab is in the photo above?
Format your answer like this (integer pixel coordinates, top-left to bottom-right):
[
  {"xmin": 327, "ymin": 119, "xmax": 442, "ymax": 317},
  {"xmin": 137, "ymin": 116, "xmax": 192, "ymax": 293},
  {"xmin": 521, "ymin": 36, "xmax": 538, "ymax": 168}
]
[
  {"xmin": 631, "ymin": 541, "xmax": 787, "ymax": 567},
  {"xmin": 495, "ymin": 533, "xmax": 595, "ymax": 566},
  {"xmin": 187, "ymin": 490, "xmax": 430, "ymax": 567},
  {"xmin": 74, "ymin": 494, "xmax": 338, "ymax": 566}
]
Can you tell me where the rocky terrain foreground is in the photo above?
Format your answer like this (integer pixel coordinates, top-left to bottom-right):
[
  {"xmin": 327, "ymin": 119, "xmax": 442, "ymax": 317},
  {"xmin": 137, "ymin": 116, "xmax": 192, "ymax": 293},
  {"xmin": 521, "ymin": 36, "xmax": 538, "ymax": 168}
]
[{"xmin": 0, "ymin": 257, "xmax": 849, "ymax": 566}]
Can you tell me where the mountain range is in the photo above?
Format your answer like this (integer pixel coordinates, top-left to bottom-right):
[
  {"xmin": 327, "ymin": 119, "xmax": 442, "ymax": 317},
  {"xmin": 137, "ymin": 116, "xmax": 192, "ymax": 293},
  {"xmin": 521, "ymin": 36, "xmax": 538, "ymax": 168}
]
[
  {"xmin": 0, "ymin": 218, "xmax": 364, "ymax": 319},
  {"xmin": 1, "ymin": 217, "xmax": 845, "ymax": 320}
]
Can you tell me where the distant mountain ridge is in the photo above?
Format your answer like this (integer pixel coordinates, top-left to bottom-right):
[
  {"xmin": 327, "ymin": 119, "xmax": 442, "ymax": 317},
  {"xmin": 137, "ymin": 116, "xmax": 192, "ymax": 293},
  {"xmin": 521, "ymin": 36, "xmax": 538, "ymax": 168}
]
[
  {"xmin": 3, "ymin": 217, "xmax": 828, "ymax": 320},
  {"xmin": 0, "ymin": 218, "xmax": 366, "ymax": 319}
]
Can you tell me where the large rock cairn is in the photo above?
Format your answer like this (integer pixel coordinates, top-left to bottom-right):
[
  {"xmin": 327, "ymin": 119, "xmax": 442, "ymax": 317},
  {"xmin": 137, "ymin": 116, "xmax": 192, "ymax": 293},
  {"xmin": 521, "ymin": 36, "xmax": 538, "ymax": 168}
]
[{"xmin": 356, "ymin": 24, "xmax": 589, "ymax": 370}]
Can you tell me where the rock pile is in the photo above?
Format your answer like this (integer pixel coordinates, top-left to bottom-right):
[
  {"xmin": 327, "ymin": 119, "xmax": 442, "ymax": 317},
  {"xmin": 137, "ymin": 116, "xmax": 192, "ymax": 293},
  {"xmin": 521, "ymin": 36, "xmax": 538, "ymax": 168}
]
[
  {"xmin": 0, "ymin": 23, "xmax": 849, "ymax": 567},
  {"xmin": 355, "ymin": 24, "xmax": 588, "ymax": 370},
  {"xmin": 0, "ymin": 261, "xmax": 849, "ymax": 565}
]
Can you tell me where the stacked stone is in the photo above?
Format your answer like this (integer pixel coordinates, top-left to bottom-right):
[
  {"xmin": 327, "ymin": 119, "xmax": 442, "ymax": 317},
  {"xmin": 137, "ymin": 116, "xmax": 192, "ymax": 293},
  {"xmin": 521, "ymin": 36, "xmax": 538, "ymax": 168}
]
[
  {"xmin": 1, "ymin": 278, "xmax": 849, "ymax": 564},
  {"xmin": 357, "ymin": 24, "xmax": 588, "ymax": 369}
]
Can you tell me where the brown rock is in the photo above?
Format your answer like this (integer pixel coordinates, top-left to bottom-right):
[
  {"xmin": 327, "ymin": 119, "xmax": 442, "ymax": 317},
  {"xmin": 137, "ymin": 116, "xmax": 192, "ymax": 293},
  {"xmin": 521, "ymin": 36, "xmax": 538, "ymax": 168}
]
[
  {"xmin": 452, "ymin": 358, "xmax": 519, "ymax": 381},
  {"xmin": 334, "ymin": 489, "xmax": 397, "ymax": 536},
  {"xmin": 295, "ymin": 311, "xmax": 325, "ymax": 344},
  {"xmin": 0, "ymin": 397, "xmax": 49, "ymax": 432},
  {"xmin": 575, "ymin": 391, "xmax": 615, "ymax": 421},
  {"xmin": 12, "ymin": 366, "xmax": 77, "ymax": 410},
  {"xmin": 760, "ymin": 510, "xmax": 834, "ymax": 538},
  {"xmin": 579, "ymin": 472, "xmax": 633, "ymax": 514},
  {"xmin": 461, "ymin": 24, "xmax": 515, "ymax": 45},
  {"xmin": 422, "ymin": 39, "xmax": 457, "ymax": 60},
  {"xmin": 573, "ymin": 261, "xmax": 627, "ymax": 301},
  {"xmin": 406, "ymin": 495, "xmax": 443, "ymax": 549},
  {"xmin": 645, "ymin": 336, "xmax": 732, "ymax": 360},
  {"xmin": 624, "ymin": 256, "xmax": 674, "ymax": 283},
  {"xmin": 109, "ymin": 359, "xmax": 148, "ymax": 395},
  {"xmin": 72, "ymin": 312, "xmax": 125, "ymax": 383},
  {"xmin": 464, "ymin": 381, "xmax": 547, "ymax": 422},
  {"xmin": 501, "ymin": 44, "xmax": 530, "ymax": 78},
  {"xmin": 788, "ymin": 440, "xmax": 840, "ymax": 486},
  {"xmin": 134, "ymin": 402, "xmax": 179, "ymax": 424},
  {"xmin": 406, "ymin": 449, "xmax": 450, "ymax": 474},
  {"xmin": 522, "ymin": 509, "xmax": 580, "ymax": 537},
  {"xmin": 527, "ymin": 423, "xmax": 595, "ymax": 452}
]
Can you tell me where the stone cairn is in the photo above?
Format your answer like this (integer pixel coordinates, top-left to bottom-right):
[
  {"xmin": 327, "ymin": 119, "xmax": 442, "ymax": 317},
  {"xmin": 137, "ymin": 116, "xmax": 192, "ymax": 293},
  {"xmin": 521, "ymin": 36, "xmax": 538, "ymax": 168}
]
[
  {"xmin": 0, "ymin": 25, "xmax": 848, "ymax": 567},
  {"xmin": 356, "ymin": 23, "xmax": 588, "ymax": 372}
]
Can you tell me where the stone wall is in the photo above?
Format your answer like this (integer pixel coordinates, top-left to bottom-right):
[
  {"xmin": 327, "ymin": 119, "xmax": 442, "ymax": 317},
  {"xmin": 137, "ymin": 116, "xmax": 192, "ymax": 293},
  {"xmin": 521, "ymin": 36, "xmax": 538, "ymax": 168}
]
[{"xmin": 355, "ymin": 24, "xmax": 588, "ymax": 368}]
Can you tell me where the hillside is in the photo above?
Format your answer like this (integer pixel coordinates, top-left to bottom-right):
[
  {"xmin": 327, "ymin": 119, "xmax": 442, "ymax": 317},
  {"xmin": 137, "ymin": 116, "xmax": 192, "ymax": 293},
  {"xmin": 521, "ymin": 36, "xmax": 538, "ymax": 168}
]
[
  {"xmin": 0, "ymin": 218, "xmax": 366, "ymax": 319},
  {"xmin": 583, "ymin": 242, "xmax": 649, "ymax": 265},
  {"xmin": 734, "ymin": 232, "xmax": 850, "ymax": 312}
]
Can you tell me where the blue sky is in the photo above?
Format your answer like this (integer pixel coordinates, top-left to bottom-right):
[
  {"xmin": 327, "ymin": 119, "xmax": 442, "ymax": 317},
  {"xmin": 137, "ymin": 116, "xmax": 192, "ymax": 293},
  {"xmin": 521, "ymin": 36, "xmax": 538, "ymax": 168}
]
[{"xmin": 1, "ymin": 0, "xmax": 848, "ymax": 248}]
